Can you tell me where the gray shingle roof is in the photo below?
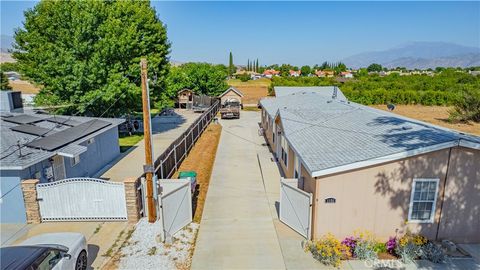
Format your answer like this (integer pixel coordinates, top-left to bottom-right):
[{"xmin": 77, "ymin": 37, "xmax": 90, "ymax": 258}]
[
  {"xmin": 1, "ymin": 113, "xmax": 124, "ymax": 170},
  {"xmin": 274, "ymin": 86, "xmax": 347, "ymax": 100},
  {"xmin": 261, "ymin": 91, "xmax": 480, "ymax": 176}
]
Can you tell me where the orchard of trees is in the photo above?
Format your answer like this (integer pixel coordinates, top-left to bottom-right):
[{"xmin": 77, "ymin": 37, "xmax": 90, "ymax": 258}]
[{"xmin": 270, "ymin": 68, "xmax": 480, "ymax": 122}]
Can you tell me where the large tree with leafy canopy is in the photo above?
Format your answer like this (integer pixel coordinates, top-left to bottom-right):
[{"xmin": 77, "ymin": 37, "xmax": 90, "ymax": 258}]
[
  {"xmin": 13, "ymin": 0, "xmax": 170, "ymax": 116},
  {"xmin": 156, "ymin": 62, "xmax": 228, "ymax": 110}
]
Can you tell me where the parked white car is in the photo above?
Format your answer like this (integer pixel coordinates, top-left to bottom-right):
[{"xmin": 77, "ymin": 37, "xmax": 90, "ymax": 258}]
[{"xmin": 0, "ymin": 233, "xmax": 87, "ymax": 270}]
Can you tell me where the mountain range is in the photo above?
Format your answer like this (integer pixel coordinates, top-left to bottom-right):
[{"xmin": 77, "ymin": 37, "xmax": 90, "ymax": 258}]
[{"xmin": 342, "ymin": 42, "xmax": 480, "ymax": 69}]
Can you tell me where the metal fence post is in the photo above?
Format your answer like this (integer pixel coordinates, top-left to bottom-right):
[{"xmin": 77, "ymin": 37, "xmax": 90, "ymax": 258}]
[
  {"xmin": 174, "ymin": 144, "xmax": 178, "ymax": 171},
  {"xmin": 160, "ymin": 160, "xmax": 164, "ymax": 179}
]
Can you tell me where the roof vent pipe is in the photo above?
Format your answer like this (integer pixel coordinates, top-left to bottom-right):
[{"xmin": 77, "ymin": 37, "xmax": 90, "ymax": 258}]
[{"xmin": 332, "ymin": 86, "xmax": 338, "ymax": 100}]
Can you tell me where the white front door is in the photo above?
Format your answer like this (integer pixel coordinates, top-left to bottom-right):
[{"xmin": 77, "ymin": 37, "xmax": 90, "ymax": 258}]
[{"xmin": 52, "ymin": 155, "xmax": 66, "ymax": 181}]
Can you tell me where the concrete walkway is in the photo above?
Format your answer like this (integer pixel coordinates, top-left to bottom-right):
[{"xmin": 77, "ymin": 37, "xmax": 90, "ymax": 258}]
[
  {"xmin": 191, "ymin": 111, "xmax": 285, "ymax": 269},
  {"xmin": 98, "ymin": 110, "xmax": 199, "ymax": 181}
]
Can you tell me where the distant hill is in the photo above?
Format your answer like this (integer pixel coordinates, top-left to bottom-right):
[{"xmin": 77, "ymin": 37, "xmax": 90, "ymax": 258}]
[{"xmin": 343, "ymin": 42, "xmax": 480, "ymax": 69}]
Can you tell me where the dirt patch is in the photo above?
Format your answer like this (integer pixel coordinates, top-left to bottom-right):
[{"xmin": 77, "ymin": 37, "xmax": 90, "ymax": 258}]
[
  {"xmin": 228, "ymin": 78, "xmax": 271, "ymax": 105},
  {"xmin": 370, "ymin": 105, "xmax": 480, "ymax": 136},
  {"xmin": 8, "ymin": 79, "xmax": 41, "ymax": 94},
  {"xmin": 173, "ymin": 123, "xmax": 222, "ymax": 223}
]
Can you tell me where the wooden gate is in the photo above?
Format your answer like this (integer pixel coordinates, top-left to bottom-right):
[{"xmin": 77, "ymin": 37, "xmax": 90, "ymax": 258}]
[
  {"xmin": 279, "ymin": 178, "xmax": 313, "ymax": 239},
  {"xmin": 37, "ymin": 178, "xmax": 128, "ymax": 221}
]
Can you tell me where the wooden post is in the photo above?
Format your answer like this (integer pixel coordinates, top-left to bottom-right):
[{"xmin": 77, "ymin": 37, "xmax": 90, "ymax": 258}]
[{"xmin": 140, "ymin": 58, "xmax": 156, "ymax": 223}]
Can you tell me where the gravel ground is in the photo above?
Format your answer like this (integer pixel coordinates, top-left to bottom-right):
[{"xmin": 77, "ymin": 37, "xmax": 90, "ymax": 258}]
[{"xmin": 119, "ymin": 218, "xmax": 199, "ymax": 270}]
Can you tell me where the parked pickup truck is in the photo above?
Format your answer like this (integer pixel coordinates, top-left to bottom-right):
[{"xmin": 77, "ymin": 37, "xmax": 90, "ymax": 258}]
[{"xmin": 220, "ymin": 98, "xmax": 241, "ymax": 119}]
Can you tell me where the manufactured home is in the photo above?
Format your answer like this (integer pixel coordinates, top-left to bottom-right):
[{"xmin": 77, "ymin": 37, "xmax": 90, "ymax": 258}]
[
  {"xmin": 260, "ymin": 86, "xmax": 480, "ymax": 243},
  {"xmin": 0, "ymin": 113, "xmax": 124, "ymax": 223}
]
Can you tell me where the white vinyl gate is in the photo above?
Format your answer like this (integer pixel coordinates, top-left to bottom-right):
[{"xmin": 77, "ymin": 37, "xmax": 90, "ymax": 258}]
[
  {"xmin": 37, "ymin": 178, "xmax": 128, "ymax": 221},
  {"xmin": 160, "ymin": 179, "xmax": 192, "ymax": 238},
  {"xmin": 279, "ymin": 178, "xmax": 313, "ymax": 239}
]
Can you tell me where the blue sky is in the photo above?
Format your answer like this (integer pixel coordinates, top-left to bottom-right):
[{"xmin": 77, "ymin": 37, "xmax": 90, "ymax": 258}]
[{"xmin": 2, "ymin": 1, "xmax": 479, "ymax": 66}]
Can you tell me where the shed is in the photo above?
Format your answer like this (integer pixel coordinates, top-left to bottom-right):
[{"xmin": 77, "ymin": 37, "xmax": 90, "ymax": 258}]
[
  {"xmin": 177, "ymin": 88, "xmax": 194, "ymax": 109},
  {"xmin": 219, "ymin": 87, "xmax": 244, "ymax": 105}
]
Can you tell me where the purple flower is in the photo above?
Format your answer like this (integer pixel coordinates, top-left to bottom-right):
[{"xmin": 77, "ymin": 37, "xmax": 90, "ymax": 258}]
[
  {"xmin": 342, "ymin": 236, "xmax": 358, "ymax": 257},
  {"xmin": 386, "ymin": 237, "xmax": 397, "ymax": 253}
]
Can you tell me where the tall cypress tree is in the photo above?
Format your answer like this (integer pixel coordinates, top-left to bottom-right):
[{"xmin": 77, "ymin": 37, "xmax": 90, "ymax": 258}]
[
  {"xmin": 229, "ymin": 52, "xmax": 234, "ymax": 76},
  {"xmin": 255, "ymin": 59, "xmax": 259, "ymax": 73}
]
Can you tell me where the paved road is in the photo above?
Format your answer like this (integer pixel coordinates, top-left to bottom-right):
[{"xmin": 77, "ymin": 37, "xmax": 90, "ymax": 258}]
[
  {"xmin": 98, "ymin": 110, "xmax": 199, "ymax": 181},
  {"xmin": 191, "ymin": 111, "xmax": 286, "ymax": 269}
]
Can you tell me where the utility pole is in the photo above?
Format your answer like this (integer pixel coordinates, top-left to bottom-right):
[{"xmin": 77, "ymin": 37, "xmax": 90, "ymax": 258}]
[{"xmin": 140, "ymin": 58, "xmax": 156, "ymax": 223}]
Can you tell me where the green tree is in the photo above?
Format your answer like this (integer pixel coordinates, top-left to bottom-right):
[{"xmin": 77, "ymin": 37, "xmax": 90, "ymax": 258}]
[
  {"xmin": 247, "ymin": 59, "xmax": 250, "ymax": 71},
  {"xmin": 228, "ymin": 52, "xmax": 235, "ymax": 76},
  {"xmin": 320, "ymin": 61, "xmax": 330, "ymax": 70},
  {"xmin": 13, "ymin": 0, "xmax": 170, "ymax": 116},
  {"xmin": 449, "ymin": 88, "xmax": 480, "ymax": 122},
  {"xmin": 1, "ymin": 72, "xmax": 11, "ymax": 90},
  {"xmin": 300, "ymin": 65, "xmax": 311, "ymax": 76},
  {"xmin": 255, "ymin": 59, "xmax": 259, "ymax": 73},
  {"xmin": 367, "ymin": 63, "xmax": 383, "ymax": 72},
  {"xmin": 165, "ymin": 62, "xmax": 228, "ymax": 98}
]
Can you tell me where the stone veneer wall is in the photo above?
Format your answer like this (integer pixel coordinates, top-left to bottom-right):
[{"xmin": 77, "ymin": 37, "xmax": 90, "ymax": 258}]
[
  {"xmin": 124, "ymin": 177, "xmax": 141, "ymax": 222},
  {"xmin": 21, "ymin": 179, "xmax": 41, "ymax": 224}
]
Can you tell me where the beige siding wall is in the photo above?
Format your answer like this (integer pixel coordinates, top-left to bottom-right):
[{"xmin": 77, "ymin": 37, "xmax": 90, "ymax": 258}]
[
  {"xmin": 220, "ymin": 90, "xmax": 242, "ymax": 104},
  {"xmin": 278, "ymin": 145, "xmax": 295, "ymax": 178},
  {"xmin": 313, "ymin": 149, "xmax": 451, "ymax": 241},
  {"xmin": 301, "ymin": 164, "xmax": 318, "ymax": 238},
  {"xmin": 438, "ymin": 147, "xmax": 480, "ymax": 243}
]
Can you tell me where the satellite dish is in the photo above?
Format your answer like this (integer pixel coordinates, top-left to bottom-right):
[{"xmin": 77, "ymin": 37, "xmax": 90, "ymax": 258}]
[{"xmin": 387, "ymin": 104, "xmax": 396, "ymax": 111}]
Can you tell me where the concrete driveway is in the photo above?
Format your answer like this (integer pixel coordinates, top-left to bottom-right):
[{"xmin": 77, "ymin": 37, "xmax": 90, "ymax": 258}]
[{"xmin": 191, "ymin": 111, "xmax": 286, "ymax": 269}]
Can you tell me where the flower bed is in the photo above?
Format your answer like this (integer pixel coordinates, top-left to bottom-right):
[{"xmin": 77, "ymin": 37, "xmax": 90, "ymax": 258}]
[{"xmin": 304, "ymin": 230, "xmax": 446, "ymax": 268}]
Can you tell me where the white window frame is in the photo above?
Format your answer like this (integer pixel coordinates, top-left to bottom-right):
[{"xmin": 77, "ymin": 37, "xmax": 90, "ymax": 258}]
[
  {"xmin": 408, "ymin": 178, "xmax": 440, "ymax": 223},
  {"xmin": 281, "ymin": 136, "xmax": 288, "ymax": 167},
  {"xmin": 71, "ymin": 155, "xmax": 81, "ymax": 167}
]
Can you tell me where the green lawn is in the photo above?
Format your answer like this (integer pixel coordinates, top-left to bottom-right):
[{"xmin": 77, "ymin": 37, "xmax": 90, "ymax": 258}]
[
  {"xmin": 131, "ymin": 108, "xmax": 161, "ymax": 119},
  {"xmin": 119, "ymin": 134, "xmax": 144, "ymax": 152}
]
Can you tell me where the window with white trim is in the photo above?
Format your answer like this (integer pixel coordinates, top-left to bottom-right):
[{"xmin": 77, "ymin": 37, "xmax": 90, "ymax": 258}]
[
  {"xmin": 281, "ymin": 135, "xmax": 288, "ymax": 167},
  {"xmin": 408, "ymin": 179, "xmax": 439, "ymax": 222}
]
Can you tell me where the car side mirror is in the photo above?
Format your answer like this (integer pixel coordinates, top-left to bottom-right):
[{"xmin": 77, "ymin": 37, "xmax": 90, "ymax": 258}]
[{"xmin": 63, "ymin": 253, "xmax": 72, "ymax": 260}]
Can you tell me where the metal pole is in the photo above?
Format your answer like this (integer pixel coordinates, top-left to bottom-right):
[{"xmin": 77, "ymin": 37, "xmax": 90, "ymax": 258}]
[{"xmin": 140, "ymin": 58, "xmax": 156, "ymax": 223}]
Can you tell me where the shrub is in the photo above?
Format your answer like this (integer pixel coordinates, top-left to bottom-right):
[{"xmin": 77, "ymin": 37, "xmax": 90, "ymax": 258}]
[
  {"xmin": 304, "ymin": 234, "xmax": 350, "ymax": 267},
  {"xmin": 354, "ymin": 240, "xmax": 378, "ymax": 261},
  {"xmin": 449, "ymin": 87, "xmax": 480, "ymax": 122},
  {"xmin": 373, "ymin": 241, "xmax": 387, "ymax": 254},
  {"xmin": 395, "ymin": 233, "xmax": 427, "ymax": 263},
  {"xmin": 238, "ymin": 73, "xmax": 250, "ymax": 82},
  {"xmin": 351, "ymin": 230, "xmax": 378, "ymax": 261},
  {"xmin": 420, "ymin": 242, "xmax": 446, "ymax": 263}
]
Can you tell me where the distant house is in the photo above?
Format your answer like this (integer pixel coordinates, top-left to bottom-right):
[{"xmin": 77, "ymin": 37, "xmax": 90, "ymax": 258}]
[
  {"xmin": 289, "ymin": 70, "xmax": 301, "ymax": 77},
  {"xmin": 219, "ymin": 86, "xmax": 244, "ymax": 106},
  {"xmin": 260, "ymin": 86, "xmax": 480, "ymax": 243},
  {"xmin": 263, "ymin": 69, "xmax": 280, "ymax": 79},
  {"xmin": 316, "ymin": 70, "xmax": 334, "ymax": 78},
  {"xmin": 0, "ymin": 113, "xmax": 124, "ymax": 223},
  {"xmin": 339, "ymin": 71, "xmax": 353, "ymax": 78},
  {"xmin": 177, "ymin": 88, "xmax": 194, "ymax": 109}
]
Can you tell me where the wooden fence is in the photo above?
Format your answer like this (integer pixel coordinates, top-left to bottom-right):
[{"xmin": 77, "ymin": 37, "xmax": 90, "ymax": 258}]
[{"xmin": 154, "ymin": 101, "xmax": 220, "ymax": 179}]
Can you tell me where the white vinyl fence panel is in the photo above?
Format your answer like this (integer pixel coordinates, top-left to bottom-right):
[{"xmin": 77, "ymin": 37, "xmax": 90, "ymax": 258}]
[
  {"xmin": 161, "ymin": 179, "xmax": 192, "ymax": 237},
  {"xmin": 37, "ymin": 178, "xmax": 127, "ymax": 221},
  {"xmin": 279, "ymin": 178, "xmax": 312, "ymax": 239}
]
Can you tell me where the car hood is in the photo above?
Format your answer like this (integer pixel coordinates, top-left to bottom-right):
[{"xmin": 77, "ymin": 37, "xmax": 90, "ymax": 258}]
[{"xmin": 20, "ymin": 232, "xmax": 86, "ymax": 251}]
